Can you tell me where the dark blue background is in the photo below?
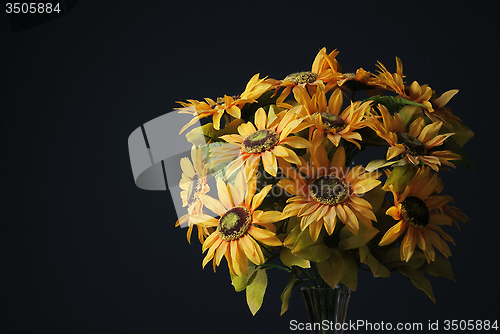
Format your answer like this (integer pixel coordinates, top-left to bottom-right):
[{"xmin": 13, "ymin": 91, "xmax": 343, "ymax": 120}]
[{"xmin": 1, "ymin": 1, "xmax": 497, "ymax": 333}]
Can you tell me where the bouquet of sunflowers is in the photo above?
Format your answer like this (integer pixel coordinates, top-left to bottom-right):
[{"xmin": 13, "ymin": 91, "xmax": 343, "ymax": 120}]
[{"xmin": 174, "ymin": 48, "xmax": 474, "ymax": 315}]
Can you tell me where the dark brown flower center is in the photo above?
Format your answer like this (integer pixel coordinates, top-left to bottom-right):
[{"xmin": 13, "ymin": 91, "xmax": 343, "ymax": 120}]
[
  {"xmin": 397, "ymin": 132, "xmax": 427, "ymax": 156},
  {"xmin": 401, "ymin": 196, "xmax": 430, "ymax": 228},
  {"xmin": 241, "ymin": 129, "xmax": 279, "ymax": 154},
  {"xmin": 217, "ymin": 206, "xmax": 252, "ymax": 241},
  {"xmin": 312, "ymin": 112, "xmax": 346, "ymax": 132},
  {"xmin": 283, "ymin": 71, "xmax": 318, "ymax": 85},
  {"xmin": 341, "ymin": 73, "xmax": 376, "ymax": 91},
  {"xmin": 215, "ymin": 95, "xmax": 240, "ymax": 106},
  {"xmin": 309, "ymin": 175, "xmax": 349, "ymax": 205}
]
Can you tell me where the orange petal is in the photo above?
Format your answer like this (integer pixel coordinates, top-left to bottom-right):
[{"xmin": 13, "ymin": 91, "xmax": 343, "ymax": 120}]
[
  {"xmin": 385, "ymin": 206, "xmax": 401, "ymax": 220},
  {"xmin": 262, "ymin": 150, "xmax": 278, "ymax": 177},
  {"xmin": 379, "ymin": 221, "xmax": 406, "ymax": 246},
  {"xmin": 180, "ymin": 158, "xmax": 195, "ymax": 178},
  {"xmin": 248, "ymin": 226, "xmax": 281, "ymax": 246},
  {"xmin": 256, "ymin": 211, "xmax": 283, "ymax": 224},
  {"xmin": 227, "ymin": 105, "xmax": 241, "ymax": 119},
  {"xmin": 200, "ymin": 194, "xmax": 227, "ymax": 216},
  {"xmin": 331, "ymin": 146, "xmax": 346, "ymax": 168},
  {"xmin": 280, "ymin": 135, "xmax": 310, "ymax": 149},
  {"xmin": 216, "ymin": 177, "xmax": 233, "ymax": 210},
  {"xmin": 308, "ymin": 221, "xmax": 323, "ymax": 242},
  {"xmin": 251, "ymin": 184, "xmax": 273, "ymax": 211},
  {"xmin": 255, "ymin": 108, "xmax": 267, "ymax": 130},
  {"xmin": 215, "ymin": 239, "xmax": 229, "ymax": 266},
  {"xmin": 323, "ymin": 207, "xmax": 337, "ymax": 234}
]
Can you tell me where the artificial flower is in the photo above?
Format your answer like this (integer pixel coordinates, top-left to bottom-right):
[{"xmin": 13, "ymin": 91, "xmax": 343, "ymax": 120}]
[
  {"xmin": 368, "ymin": 106, "xmax": 461, "ymax": 171},
  {"xmin": 177, "ymin": 74, "xmax": 272, "ymax": 133},
  {"xmin": 337, "ymin": 67, "xmax": 382, "ymax": 93},
  {"xmin": 275, "ymin": 47, "xmax": 342, "ymax": 106},
  {"xmin": 215, "ymin": 107, "xmax": 310, "ymax": 179},
  {"xmin": 379, "ymin": 167, "xmax": 458, "ymax": 263},
  {"xmin": 375, "ymin": 57, "xmax": 406, "ymax": 96},
  {"xmin": 428, "ymin": 89, "xmax": 463, "ymax": 130},
  {"xmin": 293, "ymin": 85, "xmax": 370, "ymax": 149},
  {"xmin": 278, "ymin": 140, "xmax": 381, "ymax": 241},
  {"xmin": 189, "ymin": 170, "xmax": 282, "ymax": 276},
  {"xmin": 175, "ymin": 145, "xmax": 211, "ymax": 243},
  {"xmin": 376, "ymin": 58, "xmax": 433, "ymax": 110}
]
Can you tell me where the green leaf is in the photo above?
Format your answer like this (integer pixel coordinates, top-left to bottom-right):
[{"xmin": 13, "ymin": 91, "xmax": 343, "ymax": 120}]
[
  {"xmin": 365, "ymin": 159, "xmax": 404, "ymax": 172},
  {"xmin": 240, "ymin": 90, "xmax": 278, "ymax": 122},
  {"xmin": 363, "ymin": 95, "xmax": 427, "ymax": 113},
  {"xmin": 291, "ymin": 228, "xmax": 331, "ymax": 263},
  {"xmin": 378, "ymin": 248, "xmax": 425, "ymax": 270},
  {"xmin": 339, "ymin": 224, "xmax": 380, "ymax": 250},
  {"xmin": 246, "ymin": 267, "xmax": 268, "ymax": 315},
  {"xmin": 396, "ymin": 266, "xmax": 436, "ymax": 303},
  {"xmin": 339, "ymin": 250, "xmax": 358, "ymax": 291},
  {"xmin": 280, "ymin": 248, "xmax": 311, "ymax": 269},
  {"xmin": 280, "ymin": 268, "xmax": 301, "ymax": 315},
  {"xmin": 383, "ymin": 164, "xmax": 418, "ymax": 192},
  {"xmin": 358, "ymin": 127, "xmax": 389, "ymax": 147},
  {"xmin": 359, "ymin": 244, "xmax": 391, "ymax": 278},
  {"xmin": 449, "ymin": 121, "xmax": 474, "ymax": 147},
  {"xmin": 186, "ymin": 118, "xmax": 244, "ymax": 145},
  {"xmin": 361, "ymin": 186, "xmax": 387, "ymax": 214},
  {"xmin": 439, "ymin": 134, "xmax": 476, "ymax": 172},
  {"xmin": 421, "ymin": 255, "xmax": 456, "ymax": 282},
  {"xmin": 398, "ymin": 105, "xmax": 424, "ymax": 127},
  {"xmin": 317, "ymin": 248, "xmax": 345, "ymax": 289},
  {"xmin": 377, "ymin": 248, "xmax": 401, "ymax": 264},
  {"xmin": 230, "ymin": 263, "xmax": 256, "ymax": 292},
  {"xmin": 283, "ymin": 224, "xmax": 301, "ymax": 249}
]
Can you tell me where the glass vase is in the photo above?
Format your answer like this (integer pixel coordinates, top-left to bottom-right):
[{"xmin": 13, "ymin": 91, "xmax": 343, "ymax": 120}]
[{"xmin": 301, "ymin": 284, "xmax": 352, "ymax": 334}]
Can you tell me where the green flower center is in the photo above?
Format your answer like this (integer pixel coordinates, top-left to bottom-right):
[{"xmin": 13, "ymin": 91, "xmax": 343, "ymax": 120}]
[
  {"xmin": 397, "ymin": 132, "xmax": 427, "ymax": 156},
  {"xmin": 401, "ymin": 196, "xmax": 430, "ymax": 228},
  {"xmin": 217, "ymin": 206, "xmax": 252, "ymax": 241},
  {"xmin": 283, "ymin": 71, "xmax": 318, "ymax": 85},
  {"xmin": 312, "ymin": 112, "xmax": 346, "ymax": 132},
  {"xmin": 309, "ymin": 175, "xmax": 349, "ymax": 205},
  {"xmin": 241, "ymin": 129, "xmax": 279, "ymax": 154}
]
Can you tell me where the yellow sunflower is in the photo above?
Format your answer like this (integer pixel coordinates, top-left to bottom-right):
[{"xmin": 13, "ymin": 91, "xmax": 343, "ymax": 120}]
[
  {"xmin": 176, "ymin": 145, "xmax": 211, "ymax": 244},
  {"xmin": 375, "ymin": 57, "xmax": 406, "ymax": 96},
  {"xmin": 189, "ymin": 170, "xmax": 282, "ymax": 277},
  {"xmin": 278, "ymin": 140, "xmax": 381, "ymax": 241},
  {"xmin": 293, "ymin": 85, "xmax": 371, "ymax": 150},
  {"xmin": 376, "ymin": 57, "xmax": 433, "ymax": 110},
  {"xmin": 215, "ymin": 107, "xmax": 310, "ymax": 179},
  {"xmin": 276, "ymin": 47, "xmax": 342, "ymax": 106},
  {"xmin": 379, "ymin": 167, "xmax": 458, "ymax": 263},
  {"xmin": 337, "ymin": 67, "xmax": 382, "ymax": 93},
  {"xmin": 428, "ymin": 89, "xmax": 463, "ymax": 130},
  {"xmin": 368, "ymin": 106, "xmax": 461, "ymax": 171},
  {"xmin": 177, "ymin": 73, "xmax": 272, "ymax": 133}
]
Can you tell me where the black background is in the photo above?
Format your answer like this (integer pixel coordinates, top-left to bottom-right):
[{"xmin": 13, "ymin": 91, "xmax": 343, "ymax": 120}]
[{"xmin": 1, "ymin": 1, "xmax": 498, "ymax": 333}]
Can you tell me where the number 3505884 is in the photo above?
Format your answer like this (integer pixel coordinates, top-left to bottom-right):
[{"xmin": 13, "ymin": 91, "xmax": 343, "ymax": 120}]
[{"xmin": 6, "ymin": 3, "xmax": 61, "ymax": 14}]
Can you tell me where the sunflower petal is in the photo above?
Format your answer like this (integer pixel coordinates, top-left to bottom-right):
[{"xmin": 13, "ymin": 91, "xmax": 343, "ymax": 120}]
[
  {"xmin": 217, "ymin": 178, "xmax": 233, "ymax": 210},
  {"xmin": 252, "ymin": 184, "xmax": 273, "ymax": 211},
  {"xmin": 331, "ymin": 146, "xmax": 346, "ymax": 168},
  {"xmin": 262, "ymin": 150, "xmax": 278, "ymax": 177},
  {"xmin": 180, "ymin": 158, "xmax": 196, "ymax": 178},
  {"xmin": 256, "ymin": 211, "xmax": 282, "ymax": 224},
  {"xmin": 248, "ymin": 226, "xmax": 282, "ymax": 246},
  {"xmin": 200, "ymin": 194, "xmax": 227, "ymax": 216},
  {"xmin": 255, "ymin": 108, "xmax": 267, "ymax": 130},
  {"xmin": 379, "ymin": 221, "xmax": 407, "ymax": 246}
]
